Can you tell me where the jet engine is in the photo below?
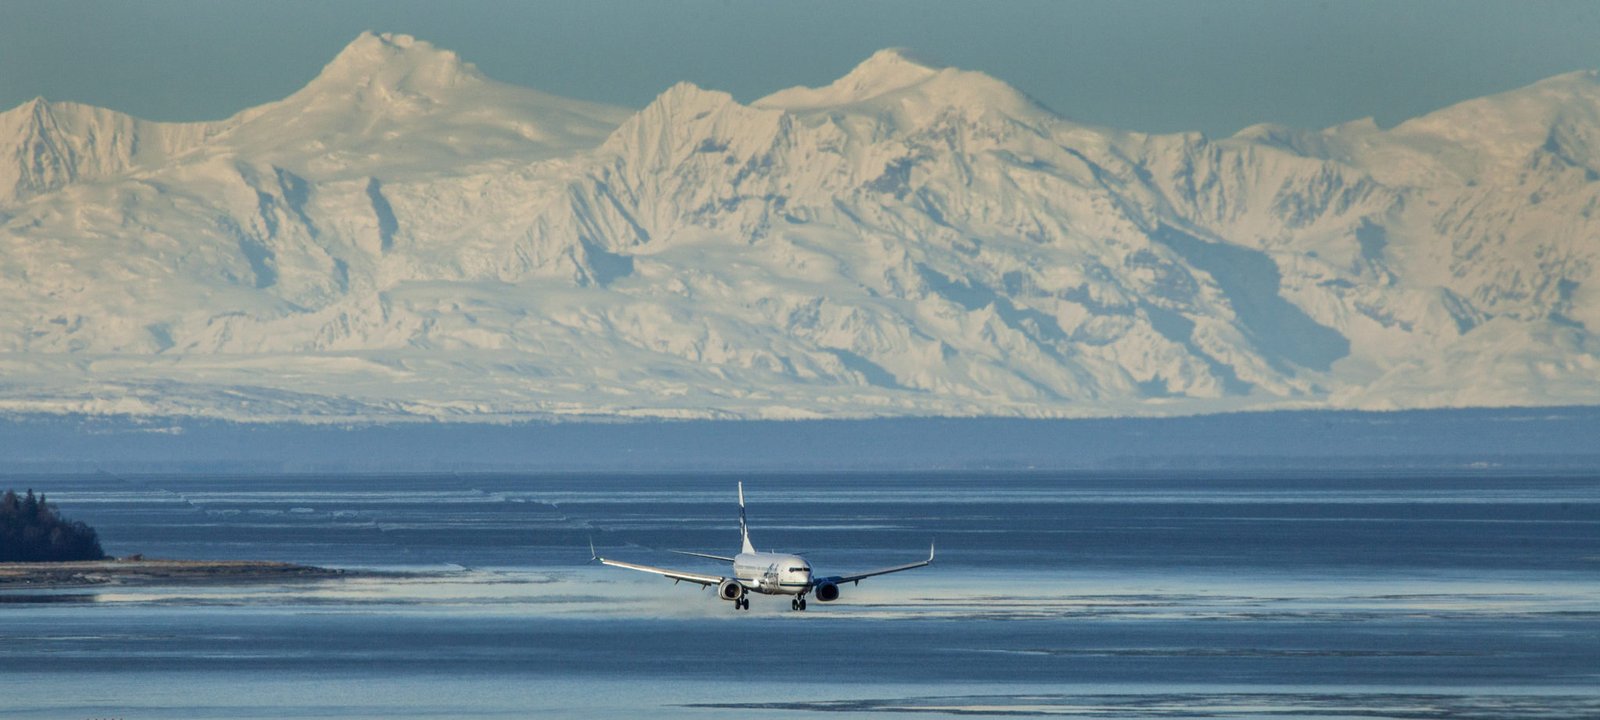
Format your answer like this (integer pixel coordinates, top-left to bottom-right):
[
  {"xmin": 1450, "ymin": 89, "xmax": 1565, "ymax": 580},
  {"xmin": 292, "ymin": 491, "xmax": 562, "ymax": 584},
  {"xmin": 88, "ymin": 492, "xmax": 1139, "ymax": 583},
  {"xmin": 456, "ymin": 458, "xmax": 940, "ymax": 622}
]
[
  {"xmin": 813, "ymin": 582, "xmax": 840, "ymax": 602},
  {"xmin": 717, "ymin": 579, "xmax": 746, "ymax": 602}
]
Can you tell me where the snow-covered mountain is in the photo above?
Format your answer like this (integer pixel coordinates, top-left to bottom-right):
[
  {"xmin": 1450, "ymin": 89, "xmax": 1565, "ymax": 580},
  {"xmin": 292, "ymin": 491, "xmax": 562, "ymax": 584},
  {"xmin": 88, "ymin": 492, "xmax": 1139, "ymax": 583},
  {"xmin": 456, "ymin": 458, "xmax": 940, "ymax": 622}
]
[{"xmin": 2, "ymin": 32, "xmax": 1596, "ymax": 422}]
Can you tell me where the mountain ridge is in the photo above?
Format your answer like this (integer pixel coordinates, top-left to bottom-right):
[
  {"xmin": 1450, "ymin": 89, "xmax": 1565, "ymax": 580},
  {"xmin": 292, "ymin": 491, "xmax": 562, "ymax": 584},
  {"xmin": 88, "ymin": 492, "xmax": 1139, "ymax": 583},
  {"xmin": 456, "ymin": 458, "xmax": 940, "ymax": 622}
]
[{"xmin": 1, "ymin": 33, "xmax": 1596, "ymax": 423}]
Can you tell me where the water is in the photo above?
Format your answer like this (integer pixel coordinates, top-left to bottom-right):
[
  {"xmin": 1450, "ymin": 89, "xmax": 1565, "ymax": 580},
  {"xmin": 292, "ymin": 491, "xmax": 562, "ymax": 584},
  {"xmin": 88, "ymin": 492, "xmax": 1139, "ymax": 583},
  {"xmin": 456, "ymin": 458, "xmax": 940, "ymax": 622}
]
[{"xmin": 3, "ymin": 471, "xmax": 1597, "ymax": 718}]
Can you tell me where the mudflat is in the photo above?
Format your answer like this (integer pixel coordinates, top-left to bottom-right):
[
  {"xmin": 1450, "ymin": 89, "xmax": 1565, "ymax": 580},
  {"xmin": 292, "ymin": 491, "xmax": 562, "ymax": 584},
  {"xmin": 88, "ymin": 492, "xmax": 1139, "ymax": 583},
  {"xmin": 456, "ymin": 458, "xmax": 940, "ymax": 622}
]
[{"xmin": 0, "ymin": 559, "xmax": 355, "ymax": 587}]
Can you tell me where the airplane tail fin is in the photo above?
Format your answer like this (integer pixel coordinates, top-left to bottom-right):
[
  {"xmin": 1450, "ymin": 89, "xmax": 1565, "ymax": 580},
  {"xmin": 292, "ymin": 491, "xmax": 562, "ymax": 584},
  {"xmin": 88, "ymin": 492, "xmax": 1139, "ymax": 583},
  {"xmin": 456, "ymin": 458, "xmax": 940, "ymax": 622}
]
[{"xmin": 738, "ymin": 482, "xmax": 755, "ymax": 554}]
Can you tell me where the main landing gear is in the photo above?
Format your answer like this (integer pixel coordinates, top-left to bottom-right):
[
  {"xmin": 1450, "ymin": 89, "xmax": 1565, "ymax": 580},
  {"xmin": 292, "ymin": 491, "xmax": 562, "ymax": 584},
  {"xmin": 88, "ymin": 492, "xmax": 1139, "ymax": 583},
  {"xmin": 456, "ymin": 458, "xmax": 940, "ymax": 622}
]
[{"xmin": 731, "ymin": 594, "xmax": 806, "ymax": 611}]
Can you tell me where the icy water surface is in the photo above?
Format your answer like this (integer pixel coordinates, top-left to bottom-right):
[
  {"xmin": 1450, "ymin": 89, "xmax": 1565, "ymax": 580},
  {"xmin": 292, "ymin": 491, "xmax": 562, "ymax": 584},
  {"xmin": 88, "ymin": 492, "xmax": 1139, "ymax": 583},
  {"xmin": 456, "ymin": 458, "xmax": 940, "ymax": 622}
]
[{"xmin": 3, "ymin": 472, "xmax": 1597, "ymax": 718}]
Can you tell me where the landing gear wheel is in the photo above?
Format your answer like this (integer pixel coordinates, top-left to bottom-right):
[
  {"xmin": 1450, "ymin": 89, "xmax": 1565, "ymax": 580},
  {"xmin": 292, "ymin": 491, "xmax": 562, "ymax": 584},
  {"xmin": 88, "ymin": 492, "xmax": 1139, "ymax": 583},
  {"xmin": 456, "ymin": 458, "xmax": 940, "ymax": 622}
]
[
  {"xmin": 791, "ymin": 598, "xmax": 800, "ymax": 611},
  {"xmin": 738, "ymin": 597, "xmax": 748, "ymax": 610},
  {"xmin": 799, "ymin": 598, "xmax": 807, "ymax": 610}
]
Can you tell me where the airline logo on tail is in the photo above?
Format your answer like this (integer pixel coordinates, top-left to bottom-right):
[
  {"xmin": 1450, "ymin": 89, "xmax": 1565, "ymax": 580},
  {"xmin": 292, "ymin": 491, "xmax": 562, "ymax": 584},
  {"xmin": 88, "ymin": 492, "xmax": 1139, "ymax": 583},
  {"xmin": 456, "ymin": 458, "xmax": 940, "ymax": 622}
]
[{"xmin": 738, "ymin": 481, "xmax": 755, "ymax": 554}]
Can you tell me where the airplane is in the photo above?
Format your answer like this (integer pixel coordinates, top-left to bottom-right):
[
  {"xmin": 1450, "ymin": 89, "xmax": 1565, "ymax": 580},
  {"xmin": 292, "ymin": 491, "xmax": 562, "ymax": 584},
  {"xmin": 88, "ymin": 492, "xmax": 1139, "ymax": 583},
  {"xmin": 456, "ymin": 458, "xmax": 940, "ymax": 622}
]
[{"xmin": 591, "ymin": 482, "xmax": 933, "ymax": 611}]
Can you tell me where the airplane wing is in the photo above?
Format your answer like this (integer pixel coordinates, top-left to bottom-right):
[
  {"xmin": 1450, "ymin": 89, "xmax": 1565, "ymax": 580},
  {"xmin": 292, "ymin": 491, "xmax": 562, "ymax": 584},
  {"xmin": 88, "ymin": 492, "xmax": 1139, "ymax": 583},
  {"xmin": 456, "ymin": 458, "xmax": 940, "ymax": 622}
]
[
  {"xmin": 591, "ymin": 540, "xmax": 724, "ymax": 587},
  {"xmin": 670, "ymin": 549, "xmax": 736, "ymax": 562},
  {"xmin": 822, "ymin": 541, "xmax": 935, "ymax": 585},
  {"xmin": 596, "ymin": 556, "xmax": 724, "ymax": 587}
]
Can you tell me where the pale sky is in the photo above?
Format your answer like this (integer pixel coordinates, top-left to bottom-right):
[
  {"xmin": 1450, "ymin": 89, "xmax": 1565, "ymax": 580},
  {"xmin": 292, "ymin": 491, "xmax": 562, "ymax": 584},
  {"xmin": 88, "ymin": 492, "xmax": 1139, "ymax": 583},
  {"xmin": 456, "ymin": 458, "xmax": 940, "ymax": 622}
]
[{"xmin": 3, "ymin": 0, "xmax": 1599, "ymax": 136}]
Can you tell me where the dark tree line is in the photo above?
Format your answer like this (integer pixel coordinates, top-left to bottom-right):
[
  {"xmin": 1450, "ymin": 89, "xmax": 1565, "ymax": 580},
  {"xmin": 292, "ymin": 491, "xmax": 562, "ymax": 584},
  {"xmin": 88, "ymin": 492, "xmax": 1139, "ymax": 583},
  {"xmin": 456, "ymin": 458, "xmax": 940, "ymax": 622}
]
[{"xmin": 1, "ymin": 489, "xmax": 107, "ymax": 562}]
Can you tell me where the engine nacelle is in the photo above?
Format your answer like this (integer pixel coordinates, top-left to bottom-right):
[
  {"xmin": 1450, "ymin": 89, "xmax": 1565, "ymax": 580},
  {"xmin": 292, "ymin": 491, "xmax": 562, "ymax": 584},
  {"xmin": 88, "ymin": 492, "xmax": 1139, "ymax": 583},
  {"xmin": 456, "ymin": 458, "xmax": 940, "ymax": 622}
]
[
  {"xmin": 717, "ymin": 579, "xmax": 746, "ymax": 602},
  {"xmin": 814, "ymin": 582, "xmax": 840, "ymax": 602}
]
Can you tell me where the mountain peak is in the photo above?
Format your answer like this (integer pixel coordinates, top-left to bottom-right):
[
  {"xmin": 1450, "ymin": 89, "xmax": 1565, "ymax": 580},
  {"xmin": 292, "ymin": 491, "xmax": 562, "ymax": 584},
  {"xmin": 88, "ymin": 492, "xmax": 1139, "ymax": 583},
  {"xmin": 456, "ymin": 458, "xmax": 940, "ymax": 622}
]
[
  {"xmin": 600, "ymin": 81, "xmax": 765, "ymax": 159},
  {"xmin": 1395, "ymin": 69, "xmax": 1600, "ymax": 135},
  {"xmin": 306, "ymin": 31, "xmax": 486, "ymax": 97},
  {"xmin": 1380, "ymin": 67, "xmax": 1600, "ymax": 176},
  {"xmin": 755, "ymin": 48, "xmax": 943, "ymax": 110},
  {"xmin": 194, "ymin": 32, "xmax": 629, "ymax": 179},
  {"xmin": 849, "ymin": 47, "xmax": 942, "ymax": 83},
  {"xmin": 3, "ymin": 96, "xmax": 57, "ymax": 127},
  {"xmin": 754, "ymin": 48, "xmax": 1053, "ymax": 124}
]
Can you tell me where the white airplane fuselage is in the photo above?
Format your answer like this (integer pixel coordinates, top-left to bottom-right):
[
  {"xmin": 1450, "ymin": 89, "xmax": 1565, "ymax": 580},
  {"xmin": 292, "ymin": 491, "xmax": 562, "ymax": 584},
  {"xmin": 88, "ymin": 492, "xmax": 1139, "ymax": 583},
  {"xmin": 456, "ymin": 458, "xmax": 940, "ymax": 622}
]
[{"xmin": 733, "ymin": 551, "xmax": 812, "ymax": 596}]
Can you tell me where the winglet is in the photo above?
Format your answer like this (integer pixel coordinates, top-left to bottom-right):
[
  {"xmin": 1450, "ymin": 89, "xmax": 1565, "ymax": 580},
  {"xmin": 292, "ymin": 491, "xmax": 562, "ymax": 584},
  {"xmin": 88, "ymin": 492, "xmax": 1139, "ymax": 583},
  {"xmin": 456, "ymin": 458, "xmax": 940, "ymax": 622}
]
[
  {"xmin": 928, "ymin": 539, "xmax": 936, "ymax": 563},
  {"xmin": 588, "ymin": 537, "xmax": 598, "ymax": 562}
]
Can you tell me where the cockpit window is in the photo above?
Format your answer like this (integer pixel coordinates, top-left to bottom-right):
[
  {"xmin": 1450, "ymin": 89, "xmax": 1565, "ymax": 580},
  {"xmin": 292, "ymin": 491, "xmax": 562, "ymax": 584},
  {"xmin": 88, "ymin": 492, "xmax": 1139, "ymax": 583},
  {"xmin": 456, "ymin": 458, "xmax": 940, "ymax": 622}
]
[{"xmin": 789, "ymin": 567, "xmax": 808, "ymax": 573}]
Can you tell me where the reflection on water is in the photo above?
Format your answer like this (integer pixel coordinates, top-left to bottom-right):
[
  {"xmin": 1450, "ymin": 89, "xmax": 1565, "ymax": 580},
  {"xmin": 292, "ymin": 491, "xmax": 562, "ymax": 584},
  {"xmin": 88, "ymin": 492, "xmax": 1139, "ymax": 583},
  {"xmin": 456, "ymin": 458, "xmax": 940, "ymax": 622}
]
[{"xmin": 2, "ymin": 472, "xmax": 1597, "ymax": 718}]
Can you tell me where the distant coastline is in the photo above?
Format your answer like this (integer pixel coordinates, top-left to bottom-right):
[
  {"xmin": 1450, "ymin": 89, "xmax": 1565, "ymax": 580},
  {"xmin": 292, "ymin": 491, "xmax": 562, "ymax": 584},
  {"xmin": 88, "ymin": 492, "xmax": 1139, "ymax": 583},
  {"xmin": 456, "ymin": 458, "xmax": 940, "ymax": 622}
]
[
  {"xmin": 0, "ymin": 406, "xmax": 1596, "ymax": 473},
  {"xmin": 0, "ymin": 559, "xmax": 359, "ymax": 588}
]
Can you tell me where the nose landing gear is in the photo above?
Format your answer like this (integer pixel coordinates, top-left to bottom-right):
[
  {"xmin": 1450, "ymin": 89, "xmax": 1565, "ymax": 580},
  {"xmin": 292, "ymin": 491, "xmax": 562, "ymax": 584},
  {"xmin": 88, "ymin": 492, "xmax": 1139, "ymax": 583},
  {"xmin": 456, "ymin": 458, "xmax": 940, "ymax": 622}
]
[{"xmin": 790, "ymin": 595, "xmax": 808, "ymax": 611}]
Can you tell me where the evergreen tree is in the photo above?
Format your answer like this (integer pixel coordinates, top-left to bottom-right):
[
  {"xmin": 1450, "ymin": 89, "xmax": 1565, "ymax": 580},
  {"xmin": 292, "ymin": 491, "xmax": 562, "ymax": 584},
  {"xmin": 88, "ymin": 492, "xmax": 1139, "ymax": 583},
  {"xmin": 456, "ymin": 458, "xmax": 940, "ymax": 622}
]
[{"xmin": 0, "ymin": 488, "xmax": 106, "ymax": 562}]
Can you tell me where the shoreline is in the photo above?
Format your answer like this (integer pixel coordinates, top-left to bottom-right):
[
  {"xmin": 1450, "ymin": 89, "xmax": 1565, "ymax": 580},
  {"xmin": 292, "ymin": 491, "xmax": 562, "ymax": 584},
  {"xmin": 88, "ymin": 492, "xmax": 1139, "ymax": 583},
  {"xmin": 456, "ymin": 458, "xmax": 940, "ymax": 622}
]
[{"xmin": 0, "ymin": 559, "xmax": 365, "ymax": 588}]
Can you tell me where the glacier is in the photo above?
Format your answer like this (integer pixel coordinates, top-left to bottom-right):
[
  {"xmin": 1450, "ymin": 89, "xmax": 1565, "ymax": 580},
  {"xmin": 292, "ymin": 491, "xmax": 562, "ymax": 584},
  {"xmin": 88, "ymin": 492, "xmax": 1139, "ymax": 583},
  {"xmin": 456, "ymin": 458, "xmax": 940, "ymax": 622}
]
[{"xmin": 2, "ymin": 32, "xmax": 1597, "ymax": 422}]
